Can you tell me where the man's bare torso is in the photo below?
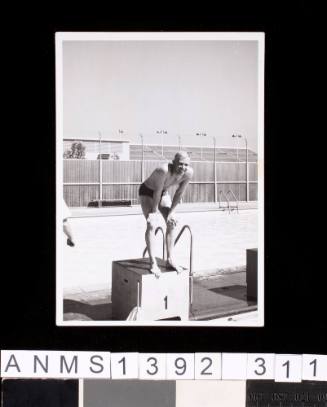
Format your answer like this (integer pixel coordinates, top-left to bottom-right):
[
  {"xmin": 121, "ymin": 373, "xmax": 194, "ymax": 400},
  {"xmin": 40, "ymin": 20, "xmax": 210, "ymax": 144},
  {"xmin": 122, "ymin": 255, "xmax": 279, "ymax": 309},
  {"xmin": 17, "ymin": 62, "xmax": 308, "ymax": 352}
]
[{"xmin": 144, "ymin": 163, "xmax": 192, "ymax": 192}]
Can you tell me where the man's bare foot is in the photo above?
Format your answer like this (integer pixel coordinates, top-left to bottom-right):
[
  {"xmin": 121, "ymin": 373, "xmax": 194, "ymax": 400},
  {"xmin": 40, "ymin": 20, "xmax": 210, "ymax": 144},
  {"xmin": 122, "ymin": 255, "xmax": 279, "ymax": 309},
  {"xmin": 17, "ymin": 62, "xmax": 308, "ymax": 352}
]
[
  {"xmin": 167, "ymin": 259, "xmax": 183, "ymax": 274},
  {"xmin": 150, "ymin": 262, "xmax": 162, "ymax": 278}
]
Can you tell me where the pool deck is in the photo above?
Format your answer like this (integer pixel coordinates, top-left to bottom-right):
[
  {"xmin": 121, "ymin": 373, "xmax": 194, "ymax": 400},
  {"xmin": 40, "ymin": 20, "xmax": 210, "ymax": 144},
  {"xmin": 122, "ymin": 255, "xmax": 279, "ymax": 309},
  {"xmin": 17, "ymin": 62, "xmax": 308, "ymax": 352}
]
[{"xmin": 62, "ymin": 204, "xmax": 258, "ymax": 292}]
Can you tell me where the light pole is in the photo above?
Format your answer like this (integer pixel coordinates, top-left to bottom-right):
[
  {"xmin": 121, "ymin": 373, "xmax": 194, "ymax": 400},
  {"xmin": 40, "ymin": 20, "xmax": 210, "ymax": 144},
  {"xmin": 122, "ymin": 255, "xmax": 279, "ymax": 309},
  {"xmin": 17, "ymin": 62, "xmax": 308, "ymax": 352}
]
[
  {"xmin": 98, "ymin": 131, "xmax": 103, "ymax": 207},
  {"xmin": 245, "ymin": 136, "xmax": 248, "ymax": 202},
  {"xmin": 139, "ymin": 133, "xmax": 144, "ymax": 182},
  {"xmin": 196, "ymin": 132, "xmax": 207, "ymax": 160},
  {"xmin": 232, "ymin": 134, "xmax": 242, "ymax": 201},
  {"xmin": 156, "ymin": 130, "xmax": 167, "ymax": 158},
  {"xmin": 232, "ymin": 134, "xmax": 241, "ymax": 161},
  {"xmin": 178, "ymin": 135, "xmax": 182, "ymax": 150},
  {"xmin": 240, "ymin": 135, "xmax": 248, "ymax": 202},
  {"xmin": 213, "ymin": 136, "xmax": 217, "ymax": 203},
  {"xmin": 118, "ymin": 129, "xmax": 124, "ymax": 141}
]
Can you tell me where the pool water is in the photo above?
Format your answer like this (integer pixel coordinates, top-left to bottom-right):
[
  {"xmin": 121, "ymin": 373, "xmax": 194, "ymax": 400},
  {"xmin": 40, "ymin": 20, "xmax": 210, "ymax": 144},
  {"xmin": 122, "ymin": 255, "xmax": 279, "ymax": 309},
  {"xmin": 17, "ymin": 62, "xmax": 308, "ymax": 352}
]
[{"xmin": 62, "ymin": 210, "xmax": 258, "ymax": 292}]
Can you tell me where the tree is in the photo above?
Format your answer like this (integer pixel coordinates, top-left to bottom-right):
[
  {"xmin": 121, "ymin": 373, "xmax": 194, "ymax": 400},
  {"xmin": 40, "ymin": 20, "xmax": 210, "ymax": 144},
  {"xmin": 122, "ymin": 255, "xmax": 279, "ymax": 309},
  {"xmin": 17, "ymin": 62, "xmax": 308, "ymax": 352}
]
[{"xmin": 63, "ymin": 142, "xmax": 86, "ymax": 159}]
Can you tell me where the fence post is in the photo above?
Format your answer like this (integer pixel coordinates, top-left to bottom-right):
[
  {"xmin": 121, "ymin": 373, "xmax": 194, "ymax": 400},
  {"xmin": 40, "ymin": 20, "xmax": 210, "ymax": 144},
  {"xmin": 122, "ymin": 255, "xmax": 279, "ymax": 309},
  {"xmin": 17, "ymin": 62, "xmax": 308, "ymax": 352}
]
[
  {"xmin": 98, "ymin": 132, "xmax": 103, "ymax": 207},
  {"xmin": 245, "ymin": 140, "xmax": 249, "ymax": 202},
  {"xmin": 213, "ymin": 137, "xmax": 217, "ymax": 203},
  {"xmin": 140, "ymin": 134, "xmax": 144, "ymax": 182}
]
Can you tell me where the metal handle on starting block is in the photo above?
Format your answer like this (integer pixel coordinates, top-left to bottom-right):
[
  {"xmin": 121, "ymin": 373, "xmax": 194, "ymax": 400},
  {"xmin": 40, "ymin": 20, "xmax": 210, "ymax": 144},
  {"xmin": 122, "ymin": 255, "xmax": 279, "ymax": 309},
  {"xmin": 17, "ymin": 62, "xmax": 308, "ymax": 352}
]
[
  {"xmin": 174, "ymin": 225, "xmax": 193, "ymax": 305},
  {"xmin": 137, "ymin": 282, "xmax": 140, "ymax": 310}
]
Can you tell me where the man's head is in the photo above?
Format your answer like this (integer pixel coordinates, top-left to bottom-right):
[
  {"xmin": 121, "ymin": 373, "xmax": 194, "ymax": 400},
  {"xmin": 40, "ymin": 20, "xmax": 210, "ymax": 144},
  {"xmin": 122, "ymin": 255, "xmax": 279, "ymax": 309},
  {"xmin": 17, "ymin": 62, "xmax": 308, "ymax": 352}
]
[{"xmin": 172, "ymin": 151, "xmax": 191, "ymax": 175}]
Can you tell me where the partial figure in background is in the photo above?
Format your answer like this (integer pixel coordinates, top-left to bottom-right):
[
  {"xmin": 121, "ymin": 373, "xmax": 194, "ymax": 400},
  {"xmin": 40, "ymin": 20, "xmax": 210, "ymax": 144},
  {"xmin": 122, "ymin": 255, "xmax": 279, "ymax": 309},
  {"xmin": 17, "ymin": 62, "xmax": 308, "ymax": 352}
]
[
  {"xmin": 63, "ymin": 198, "xmax": 75, "ymax": 247},
  {"xmin": 139, "ymin": 151, "xmax": 193, "ymax": 277}
]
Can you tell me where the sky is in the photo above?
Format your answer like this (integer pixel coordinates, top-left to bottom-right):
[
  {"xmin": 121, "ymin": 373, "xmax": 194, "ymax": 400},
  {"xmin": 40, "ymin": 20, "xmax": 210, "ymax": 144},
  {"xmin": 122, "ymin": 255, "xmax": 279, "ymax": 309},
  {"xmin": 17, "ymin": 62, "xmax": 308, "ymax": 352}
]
[{"xmin": 61, "ymin": 37, "xmax": 261, "ymax": 152}]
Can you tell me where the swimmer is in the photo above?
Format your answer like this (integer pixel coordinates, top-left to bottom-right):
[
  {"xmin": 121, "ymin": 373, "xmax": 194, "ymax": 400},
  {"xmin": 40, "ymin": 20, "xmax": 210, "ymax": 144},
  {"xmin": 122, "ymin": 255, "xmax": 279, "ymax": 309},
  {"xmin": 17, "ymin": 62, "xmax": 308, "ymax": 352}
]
[
  {"xmin": 63, "ymin": 198, "xmax": 75, "ymax": 247},
  {"xmin": 139, "ymin": 151, "xmax": 193, "ymax": 277}
]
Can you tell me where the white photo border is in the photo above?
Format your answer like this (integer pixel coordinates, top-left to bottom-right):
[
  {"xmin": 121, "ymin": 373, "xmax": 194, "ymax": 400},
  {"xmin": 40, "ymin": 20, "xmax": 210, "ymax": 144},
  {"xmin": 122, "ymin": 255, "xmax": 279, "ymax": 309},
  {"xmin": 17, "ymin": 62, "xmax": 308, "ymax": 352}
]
[{"xmin": 56, "ymin": 31, "xmax": 265, "ymax": 327}]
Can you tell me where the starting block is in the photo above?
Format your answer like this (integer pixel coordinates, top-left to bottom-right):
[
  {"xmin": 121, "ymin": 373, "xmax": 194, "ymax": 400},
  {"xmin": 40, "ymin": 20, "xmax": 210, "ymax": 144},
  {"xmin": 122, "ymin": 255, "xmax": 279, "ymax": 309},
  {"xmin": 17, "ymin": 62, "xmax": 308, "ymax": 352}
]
[
  {"xmin": 246, "ymin": 248, "xmax": 258, "ymax": 301},
  {"xmin": 112, "ymin": 258, "xmax": 189, "ymax": 321}
]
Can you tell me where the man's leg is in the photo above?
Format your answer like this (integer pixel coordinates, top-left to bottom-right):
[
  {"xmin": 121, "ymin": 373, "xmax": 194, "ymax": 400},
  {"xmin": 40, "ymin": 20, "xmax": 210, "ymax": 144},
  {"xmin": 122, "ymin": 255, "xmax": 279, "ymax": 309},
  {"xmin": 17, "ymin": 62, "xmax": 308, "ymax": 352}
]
[
  {"xmin": 139, "ymin": 195, "xmax": 161, "ymax": 277},
  {"xmin": 159, "ymin": 197, "xmax": 183, "ymax": 273},
  {"xmin": 166, "ymin": 219, "xmax": 183, "ymax": 273},
  {"xmin": 63, "ymin": 219, "xmax": 75, "ymax": 247}
]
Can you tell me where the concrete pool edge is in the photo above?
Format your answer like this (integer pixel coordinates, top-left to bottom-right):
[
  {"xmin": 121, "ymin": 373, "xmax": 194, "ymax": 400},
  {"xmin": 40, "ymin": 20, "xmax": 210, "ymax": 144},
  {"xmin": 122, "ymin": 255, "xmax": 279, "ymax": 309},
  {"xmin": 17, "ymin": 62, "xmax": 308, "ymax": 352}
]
[
  {"xmin": 62, "ymin": 270, "xmax": 257, "ymax": 323},
  {"xmin": 63, "ymin": 267, "xmax": 247, "ymax": 296},
  {"xmin": 69, "ymin": 201, "xmax": 258, "ymax": 218}
]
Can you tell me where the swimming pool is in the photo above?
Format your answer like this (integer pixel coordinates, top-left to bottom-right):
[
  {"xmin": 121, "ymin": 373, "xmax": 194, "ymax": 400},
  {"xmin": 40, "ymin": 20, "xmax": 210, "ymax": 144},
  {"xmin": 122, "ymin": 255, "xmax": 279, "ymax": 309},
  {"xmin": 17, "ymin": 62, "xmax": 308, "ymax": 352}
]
[{"xmin": 61, "ymin": 209, "xmax": 258, "ymax": 293}]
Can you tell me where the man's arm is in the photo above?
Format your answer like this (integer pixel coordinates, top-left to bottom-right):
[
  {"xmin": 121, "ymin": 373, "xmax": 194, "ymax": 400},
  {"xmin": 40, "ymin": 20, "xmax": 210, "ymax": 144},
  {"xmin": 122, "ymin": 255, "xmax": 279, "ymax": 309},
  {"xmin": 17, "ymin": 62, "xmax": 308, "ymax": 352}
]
[
  {"xmin": 150, "ymin": 167, "xmax": 167, "ymax": 213},
  {"xmin": 169, "ymin": 169, "xmax": 193, "ymax": 215}
]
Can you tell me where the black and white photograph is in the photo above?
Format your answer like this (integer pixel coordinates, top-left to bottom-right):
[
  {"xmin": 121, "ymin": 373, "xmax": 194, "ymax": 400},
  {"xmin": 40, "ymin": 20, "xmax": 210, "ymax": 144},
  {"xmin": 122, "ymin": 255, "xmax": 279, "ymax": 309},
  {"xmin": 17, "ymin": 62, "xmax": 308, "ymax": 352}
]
[
  {"xmin": 56, "ymin": 32, "xmax": 264, "ymax": 326},
  {"xmin": 1, "ymin": 5, "xmax": 327, "ymax": 406}
]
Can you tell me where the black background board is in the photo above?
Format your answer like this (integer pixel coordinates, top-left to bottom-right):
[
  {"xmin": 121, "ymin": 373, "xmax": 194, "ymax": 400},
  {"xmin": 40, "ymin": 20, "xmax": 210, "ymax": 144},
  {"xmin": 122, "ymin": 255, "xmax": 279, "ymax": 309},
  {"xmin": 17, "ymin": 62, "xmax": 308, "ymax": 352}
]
[
  {"xmin": 1, "ymin": 379, "xmax": 79, "ymax": 407},
  {"xmin": 1, "ymin": 3, "xmax": 326, "ymax": 354}
]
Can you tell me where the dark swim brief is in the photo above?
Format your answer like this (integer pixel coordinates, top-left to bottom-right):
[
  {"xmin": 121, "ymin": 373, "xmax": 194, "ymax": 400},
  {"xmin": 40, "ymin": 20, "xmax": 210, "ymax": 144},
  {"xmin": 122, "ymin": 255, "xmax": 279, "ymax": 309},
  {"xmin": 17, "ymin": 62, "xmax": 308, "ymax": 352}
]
[
  {"xmin": 139, "ymin": 182, "xmax": 154, "ymax": 198},
  {"xmin": 139, "ymin": 182, "xmax": 168, "ymax": 198}
]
